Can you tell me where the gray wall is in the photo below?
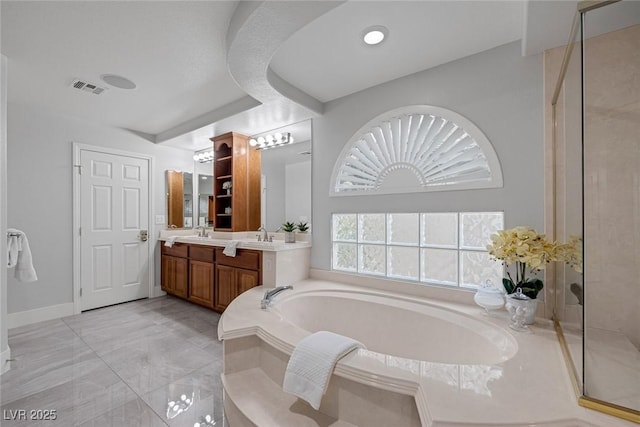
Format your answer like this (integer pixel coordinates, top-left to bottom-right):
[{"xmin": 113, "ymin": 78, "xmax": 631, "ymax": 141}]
[
  {"xmin": 6, "ymin": 103, "xmax": 194, "ymax": 314},
  {"xmin": 312, "ymin": 41, "xmax": 544, "ymax": 270}
]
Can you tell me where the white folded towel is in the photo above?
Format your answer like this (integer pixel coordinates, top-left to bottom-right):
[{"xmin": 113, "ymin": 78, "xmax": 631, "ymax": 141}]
[
  {"xmin": 7, "ymin": 228, "xmax": 38, "ymax": 282},
  {"xmin": 223, "ymin": 240, "xmax": 240, "ymax": 257},
  {"xmin": 283, "ymin": 331, "xmax": 364, "ymax": 410},
  {"xmin": 164, "ymin": 236, "xmax": 178, "ymax": 248}
]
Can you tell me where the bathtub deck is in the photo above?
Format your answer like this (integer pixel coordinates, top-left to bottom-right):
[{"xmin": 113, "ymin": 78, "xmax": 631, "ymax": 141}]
[
  {"xmin": 223, "ymin": 368, "xmax": 357, "ymax": 427},
  {"xmin": 219, "ymin": 279, "xmax": 639, "ymax": 427}
]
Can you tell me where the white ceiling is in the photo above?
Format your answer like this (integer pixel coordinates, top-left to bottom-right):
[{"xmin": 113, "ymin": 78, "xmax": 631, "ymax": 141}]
[
  {"xmin": 271, "ymin": 1, "xmax": 524, "ymax": 102},
  {"xmin": 1, "ymin": 1, "xmax": 244, "ymax": 135},
  {"xmin": 1, "ymin": 1, "xmax": 582, "ymax": 152}
]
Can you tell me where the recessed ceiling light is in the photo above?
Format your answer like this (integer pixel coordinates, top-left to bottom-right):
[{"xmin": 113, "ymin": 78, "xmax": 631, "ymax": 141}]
[
  {"xmin": 363, "ymin": 26, "xmax": 387, "ymax": 46},
  {"xmin": 100, "ymin": 74, "xmax": 137, "ymax": 90}
]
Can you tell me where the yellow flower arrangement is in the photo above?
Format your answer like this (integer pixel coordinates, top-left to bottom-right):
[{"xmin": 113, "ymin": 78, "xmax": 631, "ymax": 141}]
[{"xmin": 487, "ymin": 226, "xmax": 558, "ymax": 299}]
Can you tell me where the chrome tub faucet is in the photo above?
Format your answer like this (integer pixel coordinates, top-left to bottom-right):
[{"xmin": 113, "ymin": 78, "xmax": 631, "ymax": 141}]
[{"xmin": 260, "ymin": 285, "xmax": 293, "ymax": 309}]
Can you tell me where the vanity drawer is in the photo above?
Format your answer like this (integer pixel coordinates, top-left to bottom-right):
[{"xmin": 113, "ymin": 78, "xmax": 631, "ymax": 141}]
[
  {"xmin": 161, "ymin": 243, "xmax": 188, "ymax": 258},
  {"xmin": 189, "ymin": 245, "xmax": 214, "ymax": 263},
  {"xmin": 215, "ymin": 248, "xmax": 260, "ymax": 270}
]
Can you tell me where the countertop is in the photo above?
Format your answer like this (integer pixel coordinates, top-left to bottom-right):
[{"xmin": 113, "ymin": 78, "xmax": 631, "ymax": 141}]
[{"xmin": 158, "ymin": 232, "xmax": 311, "ymax": 252}]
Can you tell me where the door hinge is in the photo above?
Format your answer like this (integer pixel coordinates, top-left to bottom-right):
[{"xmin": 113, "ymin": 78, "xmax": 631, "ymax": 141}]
[
  {"xmin": 80, "ymin": 288, "xmax": 83, "ymax": 297},
  {"xmin": 74, "ymin": 165, "xmax": 83, "ymax": 174},
  {"xmin": 79, "ymin": 227, "xmax": 82, "ymax": 236}
]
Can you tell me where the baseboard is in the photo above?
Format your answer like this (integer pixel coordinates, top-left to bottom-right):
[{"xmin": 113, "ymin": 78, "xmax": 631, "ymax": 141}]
[
  {"xmin": 0, "ymin": 346, "xmax": 11, "ymax": 375},
  {"xmin": 151, "ymin": 287, "xmax": 167, "ymax": 298},
  {"xmin": 8, "ymin": 302, "xmax": 75, "ymax": 329}
]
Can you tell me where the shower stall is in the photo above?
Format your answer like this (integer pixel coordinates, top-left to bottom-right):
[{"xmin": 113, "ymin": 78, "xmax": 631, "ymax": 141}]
[{"xmin": 550, "ymin": 0, "xmax": 640, "ymax": 422}]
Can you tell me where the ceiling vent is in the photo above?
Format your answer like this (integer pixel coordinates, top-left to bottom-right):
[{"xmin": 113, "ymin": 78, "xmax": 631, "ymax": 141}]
[{"xmin": 71, "ymin": 79, "xmax": 106, "ymax": 95}]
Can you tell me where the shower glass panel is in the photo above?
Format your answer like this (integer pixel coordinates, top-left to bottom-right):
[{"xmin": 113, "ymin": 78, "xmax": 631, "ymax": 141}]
[
  {"xmin": 582, "ymin": 0, "xmax": 640, "ymax": 413},
  {"xmin": 552, "ymin": 4, "xmax": 584, "ymax": 391}
]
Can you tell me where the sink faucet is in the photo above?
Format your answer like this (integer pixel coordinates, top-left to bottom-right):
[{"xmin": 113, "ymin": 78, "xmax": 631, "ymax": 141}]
[
  {"xmin": 197, "ymin": 226, "xmax": 207, "ymax": 237},
  {"xmin": 261, "ymin": 285, "xmax": 293, "ymax": 309},
  {"xmin": 258, "ymin": 226, "xmax": 269, "ymax": 242}
]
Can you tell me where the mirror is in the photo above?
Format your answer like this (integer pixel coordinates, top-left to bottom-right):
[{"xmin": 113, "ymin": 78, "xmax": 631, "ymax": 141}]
[
  {"xmin": 194, "ymin": 157, "xmax": 214, "ymax": 227},
  {"xmin": 166, "ymin": 170, "xmax": 193, "ymax": 228},
  {"xmin": 194, "ymin": 120, "xmax": 312, "ymax": 232},
  {"xmin": 197, "ymin": 174, "xmax": 214, "ymax": 226},
  {"xmin": 259, "ymin": 123, "xmax": 312, "ymax": 231}
]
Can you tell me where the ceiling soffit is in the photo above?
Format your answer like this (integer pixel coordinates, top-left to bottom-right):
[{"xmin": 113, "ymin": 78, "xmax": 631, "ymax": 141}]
[{"xmin": 225, "ymin": 1, "xmax": 345, "ymax": 116}]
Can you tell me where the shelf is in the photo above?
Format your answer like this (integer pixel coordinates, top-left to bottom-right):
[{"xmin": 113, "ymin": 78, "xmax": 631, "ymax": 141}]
[
  {"xmin": 216, "ymin": 156, "xmax": 232, "ymax": 162},
  {"xmin": 216, "ymin": 214, "xmax": 232, "ymax": 217},
  {"xmin": 217, "ymin": 175, "xmax": 232, "ymax": 180},
  {"xmin": 216, "ymin": 194, "xmax": 232, "ymax": 198}
]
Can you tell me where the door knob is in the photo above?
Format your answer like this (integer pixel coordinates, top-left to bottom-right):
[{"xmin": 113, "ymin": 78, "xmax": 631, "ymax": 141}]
[{"xmin": 139, "ymin": 230, "xmax": 148, "ymax": 242}]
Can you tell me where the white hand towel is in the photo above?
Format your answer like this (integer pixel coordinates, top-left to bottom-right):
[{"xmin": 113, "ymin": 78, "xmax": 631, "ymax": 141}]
[
  {"xmin": 283, "ymin": 331, "xmax": 364, "ymax": 410},
  {"xmin": 7, "ymin": 228, "xmax": 38, "ymax": 282},
  {"xmin": 7, "ymin": 231, "xmax": 21, "ymax": 268},
  {"xmin": 223, "ymin": 240, "xmax": 240, "ymax": 257},
  {"xmin": 164, "ymin": 236, "xmax": 178, "ymax": 248}
]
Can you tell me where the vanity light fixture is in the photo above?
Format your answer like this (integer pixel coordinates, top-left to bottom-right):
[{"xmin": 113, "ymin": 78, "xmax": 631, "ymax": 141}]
[
  {"xmin": 249, "ymin": 132, "xmax": 294, "ymax": 150},
  {"xmin": 193, "ymin": 149, "xmax": 214, "ymax": 163},
  {"xmin": 363, "ymin": 26, "xmax": 388, "ymax": 46}
]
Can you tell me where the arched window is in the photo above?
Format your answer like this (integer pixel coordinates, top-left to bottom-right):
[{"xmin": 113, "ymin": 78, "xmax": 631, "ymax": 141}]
[{"xmin": 330, "ymin": 105, "xmax": 503, "ymax": 196}]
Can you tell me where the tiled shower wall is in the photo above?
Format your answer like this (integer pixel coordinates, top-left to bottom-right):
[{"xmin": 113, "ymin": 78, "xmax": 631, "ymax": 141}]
[
  {"xmin": 582, "ymin": 24, "xmax": 640, "ymax": 349},
  {"xmin": 547, "ymin": 23, "xmax": 640, "ymax": 348}
]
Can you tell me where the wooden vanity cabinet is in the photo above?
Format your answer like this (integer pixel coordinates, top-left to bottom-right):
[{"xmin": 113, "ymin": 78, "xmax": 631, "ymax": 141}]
[
  {"xmin": 187, "ymin": 245, "xmax": 215, "ymax": 308},
  {"xmin": 161, "ymin": 244, "xmax": 188, "ymax": 299},
  {"xmin": 214, "ymin": 248, "xmax": 262, "ymax": 312},
  {"xmin": 161, "ymin": 243, "xmax": 261, "ymax": 312}
]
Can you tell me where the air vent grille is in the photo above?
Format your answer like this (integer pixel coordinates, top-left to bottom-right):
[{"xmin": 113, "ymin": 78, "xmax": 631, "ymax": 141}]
[{"xmin": 71, "ymin": 79, "xmax": 106, "ymax": 95}]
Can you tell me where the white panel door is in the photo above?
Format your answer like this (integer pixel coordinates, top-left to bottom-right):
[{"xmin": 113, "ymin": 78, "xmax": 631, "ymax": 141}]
[{"xmin": 80, "ymin": 150, "xmax": 149, "ymax": 311}]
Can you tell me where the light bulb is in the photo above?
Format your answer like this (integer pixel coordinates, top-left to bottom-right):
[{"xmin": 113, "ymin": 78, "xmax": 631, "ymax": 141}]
[
  {"xmin": 249, "ymin": 138, "xmax": 257, "ymax": 147},
  {"xmin": 363, "ymin": 26, "xmax": 387, "ymax": 45}
]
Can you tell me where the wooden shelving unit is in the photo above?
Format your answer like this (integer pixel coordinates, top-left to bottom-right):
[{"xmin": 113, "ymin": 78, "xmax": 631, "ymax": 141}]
[{"xmin": 211, "ymin": 132, "xmax": 261, "ymax": 232}]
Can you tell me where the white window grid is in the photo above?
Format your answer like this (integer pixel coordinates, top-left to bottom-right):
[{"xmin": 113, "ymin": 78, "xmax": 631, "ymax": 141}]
[{"xmin": 331, "ymin": 212, "xmax": 504, "ymax": 289}]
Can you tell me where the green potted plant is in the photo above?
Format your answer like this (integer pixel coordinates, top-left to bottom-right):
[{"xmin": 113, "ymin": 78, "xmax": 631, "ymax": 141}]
[
  {"xmin": 282, "ymin": 221, "xmax": 297, "ymax": 243},
  {"xmin": 296, "ymin": 222, "xmax": 309, "ymax": 233}
]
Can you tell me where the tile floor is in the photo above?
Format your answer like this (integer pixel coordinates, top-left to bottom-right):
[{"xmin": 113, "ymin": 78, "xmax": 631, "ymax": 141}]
[{"xmin": 1, "ymin": 296, "xmax": 226, "ymax": 426}]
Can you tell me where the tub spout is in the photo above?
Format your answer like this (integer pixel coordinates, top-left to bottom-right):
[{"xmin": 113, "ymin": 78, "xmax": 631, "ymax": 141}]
[{"xmin": 261, "ymin": 285, "xmax": 293, "ymax": 309}]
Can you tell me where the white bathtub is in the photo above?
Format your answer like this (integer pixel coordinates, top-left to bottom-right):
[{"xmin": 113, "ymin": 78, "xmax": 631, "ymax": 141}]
[
  {"xmin": 219, "ymin": 279, "xmax": 616, "ymax": 426},
  {"xmin": 273, "ymin": 289, "xmax": 517, "ymax": 365}
]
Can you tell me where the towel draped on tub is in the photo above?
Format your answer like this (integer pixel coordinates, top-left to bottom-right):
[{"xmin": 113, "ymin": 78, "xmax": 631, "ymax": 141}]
[{"xmin": 283, "ymin": 330, "xmax": 365, "ymax": 410}]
